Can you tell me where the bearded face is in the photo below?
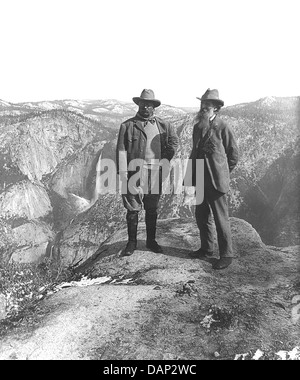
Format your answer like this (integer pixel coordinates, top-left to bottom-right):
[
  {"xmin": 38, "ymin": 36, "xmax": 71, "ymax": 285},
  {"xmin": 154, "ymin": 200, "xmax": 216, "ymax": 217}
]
[{"xmin": 196, "ymin": 101, "xmax": 218, "ymax": 122}]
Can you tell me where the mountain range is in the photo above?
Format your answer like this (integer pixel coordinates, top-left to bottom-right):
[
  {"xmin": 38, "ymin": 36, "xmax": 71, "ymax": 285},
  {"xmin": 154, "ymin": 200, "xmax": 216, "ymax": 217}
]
[{"xmin": 0, "ymin": 96, "xmax": 299, "ymax": 264}]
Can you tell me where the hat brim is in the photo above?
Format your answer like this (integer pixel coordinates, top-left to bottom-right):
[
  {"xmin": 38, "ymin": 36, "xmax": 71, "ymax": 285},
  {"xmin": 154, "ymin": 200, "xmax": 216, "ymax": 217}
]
[
  {"xmin": 133, "ymin": 97, "xmax": 161, "ymax": 108},
  {"xmin": 196, "ymin": 97, "xmax": 224, "ymax": 107}
]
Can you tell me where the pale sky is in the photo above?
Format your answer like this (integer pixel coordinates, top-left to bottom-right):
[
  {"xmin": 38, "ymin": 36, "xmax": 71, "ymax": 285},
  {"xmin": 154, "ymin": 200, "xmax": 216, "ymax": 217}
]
[{"xmin": 0, "ymin": 0, "xmax": 299, "ymax": 107}]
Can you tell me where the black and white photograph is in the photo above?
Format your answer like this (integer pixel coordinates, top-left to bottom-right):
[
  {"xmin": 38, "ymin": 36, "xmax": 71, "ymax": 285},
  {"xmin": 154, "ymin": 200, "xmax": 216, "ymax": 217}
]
[{"xmin": 0, "ymin": 0, "xmax": 299, "ymax": 363}]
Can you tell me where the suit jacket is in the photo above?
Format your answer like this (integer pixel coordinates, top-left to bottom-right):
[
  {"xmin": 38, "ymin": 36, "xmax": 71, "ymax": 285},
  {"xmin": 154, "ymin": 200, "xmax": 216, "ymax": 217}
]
[
  {"xmin": 116, "ymin": 115, "xmax": 179, "ymax": 175},
  {"xmin": 187, "ymin": 115, "xmax": 238, "ymax": 193}
]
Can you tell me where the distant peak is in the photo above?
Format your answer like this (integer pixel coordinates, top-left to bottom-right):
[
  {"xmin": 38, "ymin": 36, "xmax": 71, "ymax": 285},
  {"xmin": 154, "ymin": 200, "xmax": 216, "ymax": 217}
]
[{"xmin": 258, "ymin": 96, "xmax": 276, "ymax": 106}]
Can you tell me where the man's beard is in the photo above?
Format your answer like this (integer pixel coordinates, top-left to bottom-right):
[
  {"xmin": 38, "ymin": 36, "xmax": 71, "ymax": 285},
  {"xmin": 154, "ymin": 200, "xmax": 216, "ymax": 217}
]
[
  {"xmin": 195, "ymin": 111, "xmax": 210, "ymax": 131},
  {"xmin": 195, "ymin": 110, "xmax": 209, "ymax": 123}
]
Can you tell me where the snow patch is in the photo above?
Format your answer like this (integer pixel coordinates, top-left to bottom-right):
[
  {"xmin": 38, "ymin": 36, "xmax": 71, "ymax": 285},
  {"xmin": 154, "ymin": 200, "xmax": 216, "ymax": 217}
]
[
  {"xmin": 93, "ymin": 107, "xmax": 110, "ymax": 113},
  {"xmin": 160, "ymin": 105, "xmax": 186, "ymax": 114},
  {"xmin": 110, "ymin": 105, "xmax": 126, "ymax": 113},
  {"xmin": 20, "ymin": 102, "xmax": 38, "ymax": 109},
  {"xmin": 276, "ymin": 347, "xmax": 300, "ymax": 360},
  {"xmin": 54, "ymin": 275, "xmax": 135, "ymax": 291},
  {"xmin": 259, "ymin": 96, "xmax": 276, "ymax": 107},
  {"xmin": 234, "ymin": 347, "xmax": 300, "ymax": 360},
  {"xmin": 64, "ymin": 100, "xmax": 89, "ymax": 108},
  {"xmin": 0, "ymin": 100, "xmax": 11, "ymax": 107},
  {"xmin": 85, "ymin": 114, "xmax": 100, "ymax": 121},
  {"xmin": 36, "ymin": 102, "xmax": 60, "ymax": 110},
  {"xmin": 56, "ymin": 276, "xmax": 112, "ymax": 290}
]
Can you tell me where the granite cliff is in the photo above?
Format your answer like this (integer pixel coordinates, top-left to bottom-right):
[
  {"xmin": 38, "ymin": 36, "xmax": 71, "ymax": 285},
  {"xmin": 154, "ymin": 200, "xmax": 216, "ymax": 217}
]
[
  {"xmin": 0, "ymin": 217, "xmax": 299, "ymax": 360},
  {"xmin": 0, "ymin": 96, "xmax": 299, "ymax": 264}
]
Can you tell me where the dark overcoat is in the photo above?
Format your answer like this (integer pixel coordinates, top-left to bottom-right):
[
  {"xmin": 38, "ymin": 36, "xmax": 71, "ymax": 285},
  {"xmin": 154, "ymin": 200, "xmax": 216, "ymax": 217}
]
[
  {"xmin": 187, "ymin": 115, "xmax": 238, "ymax": 193},
  {"xmin": 116, "ymin": 116, "xmax": 179, "ymax": 174}
]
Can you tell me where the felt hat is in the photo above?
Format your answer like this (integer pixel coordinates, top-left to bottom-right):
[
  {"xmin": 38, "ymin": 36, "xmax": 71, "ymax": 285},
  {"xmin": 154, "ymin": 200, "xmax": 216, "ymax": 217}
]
[
  {"xmin": 133, "ymin": 89, "xmax": 161, "ymax": 108},
  {"xmin": 196, "ymin": 88, "xmax": 224, "ymax": 107}
]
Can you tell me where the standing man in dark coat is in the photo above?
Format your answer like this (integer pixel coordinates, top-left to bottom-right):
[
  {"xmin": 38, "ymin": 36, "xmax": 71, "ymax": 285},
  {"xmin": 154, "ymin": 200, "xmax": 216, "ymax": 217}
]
[
  {"xmin": 116, "ymin": 89, "xmax": 179, "ymax": 256},
  {"xmin": 184, "ymin": 89, "xmax": 239, "ymax": 269}
]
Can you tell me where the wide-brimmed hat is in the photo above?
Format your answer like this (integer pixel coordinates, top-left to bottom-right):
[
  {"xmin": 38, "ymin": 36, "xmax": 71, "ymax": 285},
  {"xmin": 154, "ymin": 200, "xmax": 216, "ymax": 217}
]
[
  {"xmin": 196, "ymin": 88, "xmax": 224, "ymax": 107},
  {"xmin": 133, "ymin": 89, "xmax": 161, "ymax": 108}
]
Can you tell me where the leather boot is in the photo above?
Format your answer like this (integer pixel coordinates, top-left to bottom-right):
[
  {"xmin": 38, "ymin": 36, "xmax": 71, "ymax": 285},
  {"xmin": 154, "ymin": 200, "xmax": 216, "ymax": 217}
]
[
  {"xmin": 145, "ymin": 210, "xmax": 163, "ymax": 253},
  {"xmin": 213, "ymin": 257, "xmax": 233, "ymax": 270},
  {"xmin": 123, "ymin": 212, "xmax": 138, "ymax": 256},
  {"xmin": 189, "ymin": 248, "xmax": 214, "ymax": 259}
]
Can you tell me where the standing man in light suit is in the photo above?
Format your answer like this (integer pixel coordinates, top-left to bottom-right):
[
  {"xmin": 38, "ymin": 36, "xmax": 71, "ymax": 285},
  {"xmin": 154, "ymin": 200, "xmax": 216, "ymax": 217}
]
[
  {"xmin": 116, "ymin": 89, "xmax": 179, "ymax": 256},
  {"xmin": 185, "ymin": 89, "xmax": 239, "ymax": 269}
]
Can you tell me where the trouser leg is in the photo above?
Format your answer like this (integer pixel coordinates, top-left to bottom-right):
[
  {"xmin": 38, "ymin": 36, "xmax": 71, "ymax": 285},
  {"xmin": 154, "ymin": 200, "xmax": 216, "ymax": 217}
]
[
  {"xmin": 195, "ymin": 199, "xmax": 215, "ymax": 253},
  {"xmin": 143, "ymin": 167, "xmax": 161, "ymax": 242},
  {"xmin": 145, "ymin": 208, "xmax": 158, "ymax": 242},
  {"xmin": 121, "ymin": 188, "xmax": 143, "ymax": 255},
  {"xmin": 143, "ymin": 192, "xmax": 163, "ymax": 253},
  {"xmin": 126, "ymin": 211, "xmax": 138, "ymax": 245},
  {"xmin": 143, "ymin": 194, "xmax": 160, "ymax": 242},
  {"xmin": 208, "ymin": 187, "xmax": 233, "ymax": 258}
]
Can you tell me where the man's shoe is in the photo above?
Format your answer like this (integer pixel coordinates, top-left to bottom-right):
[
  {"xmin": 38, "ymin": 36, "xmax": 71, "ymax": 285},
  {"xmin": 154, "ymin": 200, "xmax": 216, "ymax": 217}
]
[
  {"xmin": 146, "ymin": 240, "xmax": 163, "ymax": 253},
  {"xmin": 213, "ymin": 257, "xmax": 233, "ymax": 270},
  {"xmin": 189, "ymin": 248, "xmax": 213, "ymax": 259},
  {"xmin": 122, "ymin": 241, "xmax": 137, "ymax": 256}
]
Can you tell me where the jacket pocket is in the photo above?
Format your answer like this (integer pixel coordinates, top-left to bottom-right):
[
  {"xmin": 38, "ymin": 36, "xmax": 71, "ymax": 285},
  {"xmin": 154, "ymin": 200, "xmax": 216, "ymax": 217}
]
[{"xmin": 127, "ymin": 137, "xmax": 139, "ymax": 154}]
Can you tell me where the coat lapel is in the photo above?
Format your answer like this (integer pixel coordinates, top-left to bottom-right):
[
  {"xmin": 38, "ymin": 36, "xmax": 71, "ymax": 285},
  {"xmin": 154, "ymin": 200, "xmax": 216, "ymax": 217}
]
[
  {"xmin": 193, "ymin": 123, "xmax": 202, "ymax": 149},
  {"xmin": 155, "ymin": 118, "xmax": 165, "ymax": 135},
  {"xmin": 203, "ymin": 116, "xmax": 219, "ymax": 140},
  {"xmin": 134, "ymin": 119, "xmax": 146, "ymax": 136},
  {"xmin": 194, "ymin": 116, "xmax": 219, "ymax": 151},
  {"xmin": 155, "ymin": 118, "xmax": 166, "ymax": 154},
  {"xmin": 210, "ymin": 115, "xmax": 219, "ymax": 131}
]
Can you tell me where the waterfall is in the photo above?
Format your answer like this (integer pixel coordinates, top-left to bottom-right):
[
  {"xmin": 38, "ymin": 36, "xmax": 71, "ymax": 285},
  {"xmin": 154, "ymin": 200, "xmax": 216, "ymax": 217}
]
[
  {"xmin": 67, "ymin": 193, "xmax": 91, "ymax": 214},
  {"xmin": 68, "ymin": 151, "xmax": 115, "ymax": 216},
  {"xmin": 91, "ymin": 151, "xmax": 103, "ymax": 205}
]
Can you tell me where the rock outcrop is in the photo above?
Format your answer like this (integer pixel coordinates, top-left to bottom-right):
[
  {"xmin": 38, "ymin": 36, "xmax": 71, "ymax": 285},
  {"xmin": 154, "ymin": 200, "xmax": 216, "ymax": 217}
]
[
  {"xmin": 236, "ymin": 144, "xmax": 300, "ymax": 246},
  {"xmin": 0, "ymin": 218, "xmax": 298, "ymax": 360},
  {"xmin": 9, "ymin": 221, "xmax": 54, "ymax": 263},
  {"xmin": 57, "ymin": 216, "xmax": 265, "ymax": 267},
  {"xmin": 0, "ymin": 180, "xmax": 52, "ymax": 221},
  {"xmin": 0, "ymin": 109, "xmax": 113, "ymax": 263},
  {"xmin": 0, "ymin": 181, "xmax": 53, "ymax": 263},
  {"xmin": 55, "ymin": 194, "xmax": 127, "ymax": 266}
]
